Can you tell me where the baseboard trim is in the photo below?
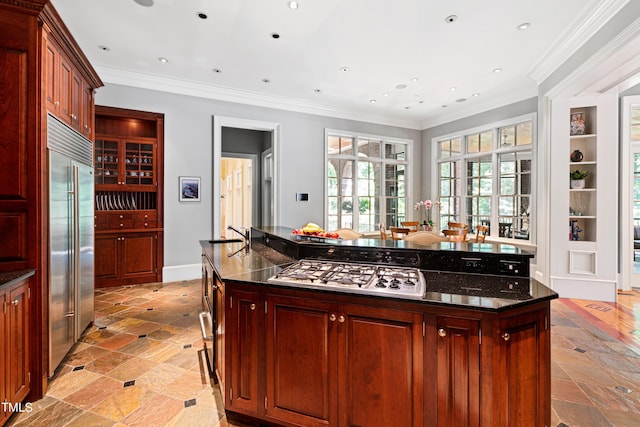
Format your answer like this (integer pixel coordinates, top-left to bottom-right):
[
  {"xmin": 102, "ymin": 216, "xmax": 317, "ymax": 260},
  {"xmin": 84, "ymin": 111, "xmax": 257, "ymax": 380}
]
[{"xmin": 163, "ymin": 263, "xmax": 201, "ymax": 283}]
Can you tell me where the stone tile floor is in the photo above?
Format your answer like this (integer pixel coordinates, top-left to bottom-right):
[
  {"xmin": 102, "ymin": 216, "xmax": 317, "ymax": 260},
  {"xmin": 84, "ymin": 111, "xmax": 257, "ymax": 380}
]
[{"xmin": 6, "ymin": 281, "xmax": 640, "ymax": 426}]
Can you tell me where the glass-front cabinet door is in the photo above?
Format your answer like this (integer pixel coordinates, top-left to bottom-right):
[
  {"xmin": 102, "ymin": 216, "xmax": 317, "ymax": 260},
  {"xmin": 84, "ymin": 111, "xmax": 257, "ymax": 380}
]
[{"xmin": 94, "ymin": 137, "xmax": 156, "ymax": 190}]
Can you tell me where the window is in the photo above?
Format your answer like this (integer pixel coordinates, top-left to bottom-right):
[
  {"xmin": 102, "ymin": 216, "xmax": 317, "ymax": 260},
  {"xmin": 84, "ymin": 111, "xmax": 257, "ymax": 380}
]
[
  {"xmin": 435, "ymin": 116, "xmax": 534, "ymax": 241},
  {"xmin": 327, "ymin": 131, "xmax": 411, "ymax": 233}
]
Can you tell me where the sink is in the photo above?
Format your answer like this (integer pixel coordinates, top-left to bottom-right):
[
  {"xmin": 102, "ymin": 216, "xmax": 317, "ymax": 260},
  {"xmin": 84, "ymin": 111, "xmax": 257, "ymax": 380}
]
[{"xmin": 208, "ymin": 239, "xmax": 243, "ymax": 244}]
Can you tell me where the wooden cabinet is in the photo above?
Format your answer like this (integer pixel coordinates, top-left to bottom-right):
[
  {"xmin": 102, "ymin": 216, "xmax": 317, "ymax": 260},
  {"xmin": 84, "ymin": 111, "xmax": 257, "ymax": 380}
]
[
  {"xmin": 95, "ymin": 138, "xmax": 157, "ymax": 190},
  {"xmin": 42, "ymin": 27, "xmax": 94, "ymax": 139},
  {"xmin": 94, "ymin": 231, "xmax": 160, "ymax": 286},
  {"xmin": 495, "ymin": 307, "xmax": 550, "ymax": 427},
  {"xmin": 0, "ymin": 0, "xmax": 102, "ymax": 404},
  {"xmin": 1, "ymin": 275, "xmax": 31, "ymax": 425},
  {"xmin": 433, "ymin": 316, "xmax": 480, "ymax": 427},
  {"xmin": 94, "ymin": 107, "xmax": 164, "ymax": 288},
  {"xmin": 227, "ymin": 289, "xmax": 259, "ymax": 414},
  {"xmin": 262, "ymin": 294, "xmax": 423, "ymax": 427}
]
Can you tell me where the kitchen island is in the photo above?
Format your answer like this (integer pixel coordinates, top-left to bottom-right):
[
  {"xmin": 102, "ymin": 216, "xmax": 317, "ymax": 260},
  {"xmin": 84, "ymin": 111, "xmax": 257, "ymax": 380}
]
[{"xmin": 200, "ymin": 228, "xmax": 557, "ymax": 427}]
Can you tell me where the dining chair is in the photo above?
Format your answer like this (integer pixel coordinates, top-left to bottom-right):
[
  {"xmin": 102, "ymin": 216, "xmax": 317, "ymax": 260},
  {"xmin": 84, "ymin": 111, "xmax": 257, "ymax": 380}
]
[
  {"xmin": 389, "ymin": 227, "xmax": 411, "ymax": 240},
  {"xmin": 443, "ymin": 228, "xmax": 468, "ymax": 242},
  {"xmin": 447, "ymin": 221, "xmax": 468, "ymax": 231},
  {"xmin": 475, "ymin": 225, "xmax": 488, "ymax": 243},
  {"xmin": 401, "ymin": 221, "xmax": 420, "ymax": 233},
  {"xmin": 378, "ymin": 223, "xmax": 387, "ymax": 240},
  {"xmin": 333, "ymin": 228, "xmax": 363, "ymax": 240},
  {"xmin": 403, "ymin": 231, "xmax": 447, "ymax": 245}
]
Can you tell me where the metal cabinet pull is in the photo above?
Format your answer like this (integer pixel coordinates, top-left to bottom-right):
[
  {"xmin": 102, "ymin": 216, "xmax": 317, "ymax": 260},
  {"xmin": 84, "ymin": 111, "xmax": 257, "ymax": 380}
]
[
  {"xmin": 502, "ymin": 332, "xmax": 511, "ymax": 341},
  {"xmin": 338, "ymin": 315, "xmax": 345, "ymax": 323},
  {"xmin": 250, "ymin": 303, "xmax": 256, "ymax": 310},
  {"xmin": 329, "ymin": 313, "xmax": 336, "ymax": 322},
  {"xmin": 198, "ymin": 312, "xmax": 213, "ymax": 341},
  {"xmin": 438, "ymin": 328, "xmax": 447, "ymax": 337}
]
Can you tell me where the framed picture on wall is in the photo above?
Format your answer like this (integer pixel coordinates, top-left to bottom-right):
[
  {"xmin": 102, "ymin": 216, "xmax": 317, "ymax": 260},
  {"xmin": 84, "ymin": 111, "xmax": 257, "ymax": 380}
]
[{"xmin": 179, "ymin": 176, "xmax": 201, "ymax": 202}]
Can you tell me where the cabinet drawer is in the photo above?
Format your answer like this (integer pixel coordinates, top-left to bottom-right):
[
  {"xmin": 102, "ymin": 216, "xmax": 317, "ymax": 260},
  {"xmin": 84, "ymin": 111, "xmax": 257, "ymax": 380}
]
[
  {"xmin": 135, "ymin": 220, "xmax": 158, "ymax": 229},
  {"xmin": 132, "ymin": 211, "xmax": 156, "ymax": 221}
]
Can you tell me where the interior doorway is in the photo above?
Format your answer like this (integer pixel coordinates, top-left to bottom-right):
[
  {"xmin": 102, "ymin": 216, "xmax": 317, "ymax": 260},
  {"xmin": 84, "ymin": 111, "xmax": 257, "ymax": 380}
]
[
  {"xmin": 621, "ymin": 95, "xmax": 640, "ymax": 291},
  {"xmin": 212, "ymin": 116, "xmax": 280, "ymax": 240},
  {"xmin": 220, "ymin": 156, "xmax": 255, "ymax": 238}
]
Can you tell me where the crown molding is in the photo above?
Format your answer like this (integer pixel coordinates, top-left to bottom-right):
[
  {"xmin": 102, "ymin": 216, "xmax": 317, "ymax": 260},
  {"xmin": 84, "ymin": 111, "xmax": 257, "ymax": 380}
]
[
  {"xmin": 419, "ymin": 85, "xmax": 538, "ymax": 130},
  {"xmin": 95, "ymin": 66, "xmax": 424, "ymax": 130},
  {"xmin": 528, "ymin": 0, "xmax": 629, "ymax": 84},
  {"xmin": 545, "ymin": 14, "xmax": 640, "ymax": 98}
]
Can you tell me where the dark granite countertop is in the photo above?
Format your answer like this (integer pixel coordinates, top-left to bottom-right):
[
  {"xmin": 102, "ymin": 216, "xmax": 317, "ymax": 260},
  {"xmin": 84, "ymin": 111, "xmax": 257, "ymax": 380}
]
[
  {"xmin": 200, "ymin": 239, "xmax": 557, "ymax": 312},
  {"xmin": 256, "ymin": 225, "xmax": 534, "ymax": 257},
  {"xmin": 0, "ymin": 269, "xmax": 36, "ymax": 291}
]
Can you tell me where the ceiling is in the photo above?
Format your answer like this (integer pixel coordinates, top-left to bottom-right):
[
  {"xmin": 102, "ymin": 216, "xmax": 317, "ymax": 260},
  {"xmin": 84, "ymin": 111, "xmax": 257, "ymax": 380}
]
[{"xmin": 51, "ymin": 0, "xmax": 621, "ymax": 129}]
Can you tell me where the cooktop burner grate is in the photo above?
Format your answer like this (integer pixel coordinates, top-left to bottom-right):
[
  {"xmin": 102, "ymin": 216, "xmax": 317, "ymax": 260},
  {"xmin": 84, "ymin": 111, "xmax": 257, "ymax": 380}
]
[{"xmin": 269, "ymin": 259, "xmax": 425, "ymax": 299}]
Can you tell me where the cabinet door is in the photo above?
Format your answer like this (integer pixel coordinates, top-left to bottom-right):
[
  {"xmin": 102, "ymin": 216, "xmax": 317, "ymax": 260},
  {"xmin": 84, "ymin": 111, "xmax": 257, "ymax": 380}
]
[
  {"xmin": 81, "ymin": 82, "xmax": 93, "ymax": 138},
  {"xmin": 497, "ymin": 308, "xmax": 550, "ymax": 427},
  {"xmin": 8, "ymin": 281, "xmax": 29, "ymax": 404},
  {"xmin": 338, "ymin": 304, "xmax": 423, "ymax": 427},
  {"xmin": 95, "ymin": 234, "xmax": 119, "ymax": 280},
  {"xmin": 121, "ymin": 232, "xmax": 157, "ymax": 278},
  {"xmin": 0, "ymin": 290, "xmax": 7, "ymax": 425},
  {"xmin": 43, "ymin": 35, "xmax": 59, "ymax": 114},
  {"xmin": 214, "ymin": 276, "xmax": 224, "ymax": 389},
  {"xmin": 226, "ymin": 289, "xmax": 258, "ymax": 414},
  {"xmin": 435, "ymin": 316, "xmax": 480, "ymax": 427},
  {"xmin": 70, "ymin": 72, "xmax": 82, "ymax": 130},
  {"xmin": 265, "ymin": 295, "xmax": 337, "ymax": 427},
  {"xmin": 58, "ymin": 54, "xmax": 72, "ymax": 124}
]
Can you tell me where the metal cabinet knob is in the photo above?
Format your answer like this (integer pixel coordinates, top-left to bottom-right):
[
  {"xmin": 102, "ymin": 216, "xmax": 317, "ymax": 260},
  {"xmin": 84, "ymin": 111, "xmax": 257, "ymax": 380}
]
[
  {"xmin": 329, "ymin": 313, "xmax": 336, "ymax": 322},
  {"xmin": 438, "ymin": 328, "xmax": 447, "ymax": 337},
  {"xmin": 502, "ymin": 333, "xmax": 511, "ymax": 341},
  {"xmin": 250, "ymin": 303, "xmax": 256, "ymax": 310},
  {"xmin": 54, "ymin": 101, "xmax": 60, "ymax": 106},
  {"xmin": 338, "ymin": 315, "xmax": 345, "ymax": 323},
  {"xmin": 119, "ymin": 215, "xmax": 124, "ymax": 219},
  {"xmin": 13, "ymin": 299, "xmax": 19, "ymax": 306}
]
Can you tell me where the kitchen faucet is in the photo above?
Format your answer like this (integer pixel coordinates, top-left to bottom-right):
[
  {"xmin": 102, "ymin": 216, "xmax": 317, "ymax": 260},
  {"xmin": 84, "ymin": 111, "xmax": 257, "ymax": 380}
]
[{"xmin": 227, "ymin": 225, "xmax": 251, "ymax": 248}]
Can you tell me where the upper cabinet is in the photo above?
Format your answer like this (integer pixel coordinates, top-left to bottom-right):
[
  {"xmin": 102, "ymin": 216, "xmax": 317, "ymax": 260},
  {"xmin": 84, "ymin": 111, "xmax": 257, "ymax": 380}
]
[
  {"xmin": 42, "ymin": 15, "xmax": 97, "ymax": 140},
  {"xmin": 550, "ymin": 94, "xmax": 618, "ymax": 301}
]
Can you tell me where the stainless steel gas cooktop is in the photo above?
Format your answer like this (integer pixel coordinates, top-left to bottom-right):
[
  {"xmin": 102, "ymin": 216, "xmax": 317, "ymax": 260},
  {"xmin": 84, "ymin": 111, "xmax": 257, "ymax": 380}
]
[{"xmin": 268, "ymin": 259, "xmax": 425, "ymax": 299}]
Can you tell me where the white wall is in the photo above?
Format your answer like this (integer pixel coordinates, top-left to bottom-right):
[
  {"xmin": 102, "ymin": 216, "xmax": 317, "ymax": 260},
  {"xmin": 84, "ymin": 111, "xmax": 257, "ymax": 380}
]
[{"xmin": 95, "ymin": 84, "xmax": 421, "ymax": 279}]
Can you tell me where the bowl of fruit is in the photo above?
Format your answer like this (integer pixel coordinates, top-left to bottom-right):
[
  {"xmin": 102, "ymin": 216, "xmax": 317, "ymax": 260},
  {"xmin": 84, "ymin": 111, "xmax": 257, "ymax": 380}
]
[{"xmin": 292, "ymin": 223, "xmax": 340, "ymax": 239}]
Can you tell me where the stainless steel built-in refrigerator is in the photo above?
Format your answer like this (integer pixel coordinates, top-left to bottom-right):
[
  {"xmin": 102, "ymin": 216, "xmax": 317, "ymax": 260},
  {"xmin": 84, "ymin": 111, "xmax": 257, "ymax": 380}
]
[{"xmin": 48, "ymin": 114, "xmax": 95, "ymax": 375}]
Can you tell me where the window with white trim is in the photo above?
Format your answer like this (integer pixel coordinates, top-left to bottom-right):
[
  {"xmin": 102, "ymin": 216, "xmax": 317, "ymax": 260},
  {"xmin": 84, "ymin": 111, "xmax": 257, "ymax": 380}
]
[
  {"xmin": 327, "ymin": 131, "xmax": 411, "ymax": 233},
  {"xmin": 435, "ymin": 116, "xmax": 534, "ymax": 241}
]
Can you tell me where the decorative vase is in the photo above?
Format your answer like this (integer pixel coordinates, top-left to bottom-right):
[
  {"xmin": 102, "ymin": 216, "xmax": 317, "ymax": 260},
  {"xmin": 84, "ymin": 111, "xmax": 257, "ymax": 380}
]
[
  {"xmin": 570, "ymin": 149, "xmax": 583, "ymax": 162},
  {"xmin": 570, "ymin": 179, "xmax": 585, "ymax": 189}
]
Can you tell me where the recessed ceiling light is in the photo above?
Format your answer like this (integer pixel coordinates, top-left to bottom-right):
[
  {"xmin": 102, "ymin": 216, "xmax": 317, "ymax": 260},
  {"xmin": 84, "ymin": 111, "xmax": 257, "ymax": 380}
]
[
  {"xmin": 339, "ymin": 66, "xmax": 349, "ymax": 72},
  {"xmin": 404, "ymin": 106, "xmax": 411, "ymax": 110},
  {"xmin": 411, "ymin": 77, "xmax": 419, "ymax": 82},
  {"xmin": 442, "ymin": 105, "xmax": 448, "ymax": 108},
  {"xmin": 445, "ymin": 15, "xmax": 457, "ymax": 23},
  {"xmin": 418, "ymin": 100, "xmax": 424, "ymax": 104},
  {"xmin": 134, "ymin": 0, "xmax": 154, "ymax": 7},
  {"xmin": 314, "ymin": 89, "xmax": 321, "ymax": 93},
  {"xmin": 212, "ymin": 68, "xmax": 221, "ymax": 73},
  {"xmin": 370, "ymin": 99, "xmax": 377, "ymax": 104},
  {"xmin": 158, "ymin": 57, "xmax": 168, "ymax": 63},
  {"xmin": 450, "ymin": 87, "xmax": 457, "ymax": 92},
  {"xmin": 493, "ymin": 68, "xmax": 503, "ymax": 73},
  {"xmin": 472, "ymin": 92, "xmax": 480, "ymax": 97},
  {"xmin": 98, "ymin": 45, "xmax": 110, "ymax": 51},
  {"xmin": 396, "ymin": 84, "xmax": 407, "ymax": 90},
  {"xmin": 456, "ymin": 98, "xmax": 467, "ymax": 103},
  {"xmin": 288, "ymin": 1, "xmax": 299, "ymax": 9},
  {"xmin": 517, "ymin": 22, "xmax": 530, "ymax": 30},
  {"xmin": 197, "ymin": 12, "xmax": 208, "ymax": 19},
  {"xmin": 383, "ymin": 93, "xmax": 389, "ymax": 97},
  {"xmin": 271, "ymin": 33, "xmax": 280, "ymax": 39},
  {"xmin": 262, "ymin": 78, "xmax": 270, "ymax": 83}
]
